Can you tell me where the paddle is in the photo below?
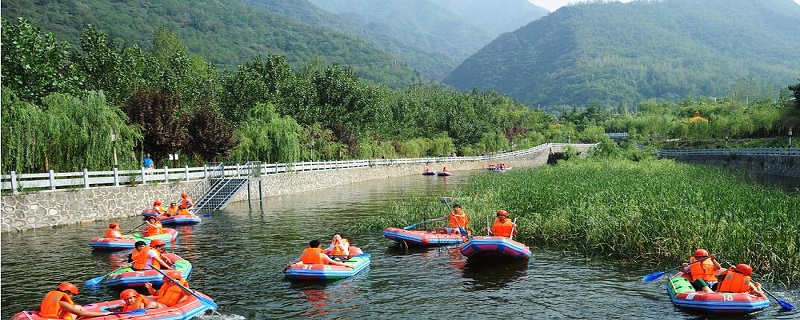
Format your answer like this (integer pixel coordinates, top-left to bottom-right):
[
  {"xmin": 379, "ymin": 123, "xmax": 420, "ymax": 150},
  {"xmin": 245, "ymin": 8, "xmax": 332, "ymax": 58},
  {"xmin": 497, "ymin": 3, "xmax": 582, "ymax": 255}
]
[
  {"xmin": 642, "ymin": 257, "xmax": 707, "ymax": 282},
  {"xmin": 723, "ymin": 261, "xmax": 795, "ymax": 311},
  {"xmin": 150, "ymin": 266, "xmax": 219, "ymax": 312},
  {"xmin": 764, "ymin": 288, "xmax": 796, "ymax": 311},
  {"xmin": 402, "ymin": 217, "xmax": 445, "ymax": 230},
  {"xmin": 509, "ymin": 218, "xmax": 517, "ymax": 240},
  {"xmin": 85, "ymin": 263, "xmax": 130, "ymax": 286},
  {"xmin": 128, "ymin": 221, "xmax": 147, "ymax": 234}
]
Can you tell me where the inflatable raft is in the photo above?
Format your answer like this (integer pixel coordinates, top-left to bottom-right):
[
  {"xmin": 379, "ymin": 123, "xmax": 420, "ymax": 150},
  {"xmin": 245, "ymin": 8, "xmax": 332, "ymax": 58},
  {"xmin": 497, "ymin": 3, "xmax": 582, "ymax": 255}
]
[
  {"xmin": 89, "ymin": 228, "xmax": 178, "ymax": 250},
  {"xmin": 12, "ymin": 291, "xmax": 216, "ymax": 320},
  {"xmin": 142, "ymin": 210, "xmax": 202, "ymax": 225},
  {"xmin": 383, "ymin": 227, "xmax": 464, "ymax": 246},
  {"xmin": 437, "ymin": 171, "xmax": 452, "ymax": 176},
  {"xmin": 459, "ymin": 236, "xmax": 532, "ymax": 260},
  {"xmin": 104, "ymin": 253, "xmax": 192, "ymax": 288},
  {"xmin": 666, "ymin": 274, "xmax": 770, "ymax": 314},
  {"xmin": 422, "ymin": 169, "xmax": 436, "ymax": 176},
  {"xmin": 284, "ymin": 253, "xmax": 371, "ymax": 281}
]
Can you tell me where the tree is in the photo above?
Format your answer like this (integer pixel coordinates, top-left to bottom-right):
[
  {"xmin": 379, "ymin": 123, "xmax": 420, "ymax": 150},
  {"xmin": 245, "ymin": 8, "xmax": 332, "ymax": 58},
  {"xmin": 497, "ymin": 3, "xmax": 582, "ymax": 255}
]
[
  {"xmin": 1, "ymin": 17, "xmax": 80, "ymax": 103},
  {"xmin": 187, "ymin": 107, "xmax": 237, "ymax": 162},
  {"xmin": 122, "ymin": 90, "xmax": 189, "ymax": 163}
]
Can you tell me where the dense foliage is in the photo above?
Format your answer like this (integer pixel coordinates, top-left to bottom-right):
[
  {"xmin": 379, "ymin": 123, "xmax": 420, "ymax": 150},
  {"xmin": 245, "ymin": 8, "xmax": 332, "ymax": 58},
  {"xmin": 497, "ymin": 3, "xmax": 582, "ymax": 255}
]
[
  {"xmin": 0, "ymin": 0, "xmax": 420, "ymax": 87},
  {"xmin": 445, "ymin": 0, "xmax": 800, "ymax": 110},
  {"xmin": 1, "ymin": 18, "xmax": 554, "ymax": 174}
]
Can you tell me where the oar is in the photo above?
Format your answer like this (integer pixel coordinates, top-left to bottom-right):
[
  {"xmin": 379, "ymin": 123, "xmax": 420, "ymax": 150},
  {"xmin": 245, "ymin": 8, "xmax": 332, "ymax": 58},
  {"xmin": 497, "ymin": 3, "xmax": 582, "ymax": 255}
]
[
  {"xmin": 85, "ymin": 263, "xmax": 130, "ymax": 286},
  {"xmin": 642, "ymin": 257, "xmax": 707, "ymax": 282},
  {"xmin": 402, "ymin": 217, "xmax": 445, "ymax": 230},
  {"xmin": 509, "ymin": 218, "xmax": 517, "ymax": 240},
  {"xmin": 764, "ymin": 288, "xmax": 796, "ymax": 311},
  {"xmin": 128, "ymin": 221, "xmax": 147, "ymax": 234},
  {"xmin": 151, "ymin": 266, "xmax": 219, "ymax": 312}
]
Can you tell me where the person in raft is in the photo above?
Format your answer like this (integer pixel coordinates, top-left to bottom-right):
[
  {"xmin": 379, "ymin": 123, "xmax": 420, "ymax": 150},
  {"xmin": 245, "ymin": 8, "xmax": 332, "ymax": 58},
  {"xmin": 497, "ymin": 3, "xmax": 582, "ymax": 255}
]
[
  {"xmin": 717, "ymin": 263, "xmax": 766, "ymax": 297},
  {"xmin": 128, "ymin": 241, "xmax": 146, "ymax": 263},
  {"xmin": 488, "ymin": 210, "xmax": 517, "ymax": 238},
  {"xmin": 439, "ymin": 204, "xmax": 470, "ymax": 235},
  {"xmin": 176, "ymin": 204, "xmax": 192, "ymax": 216},
  {"xmin": 145, "ymin": 270, "xmax": 190, "ymax": 308},
  {"xmin": 165, "ymin": 202, "xmax": 179, "ymax": 217},
  {"xmin": 152, "ymin": 200, "xmax": 167, "ymax": 215},
  {"xmin": 325, "ymin": 233, "xmax": 363, "ymax": 260},
  {"xmin": 143, "ymin": 216, "xmax": 164, "ymax": 235},
  {"xmin": 131, "ymin": 239, "xmax": 173, "ymax": 271},
  {"xmin": 681, "ymin": 248, "xmax": 722, "ymax": 293},
  {"xmin": 118, "ymin": 289, "xmax": 160, "ymax": 312},
  {"xmin": 180, "ymin": 192, "xmax": 193, "ymax": 210},
  {"xmin": 105, "ymin": 222, "xmax": 123, "ymax": 238},
  {"xmin": 285, "ymin": 240, "xmax": 354, "ymax": 269},
  {"xmin": 36, "ymin": 282, "xmax": 111, "ymax": 319}
]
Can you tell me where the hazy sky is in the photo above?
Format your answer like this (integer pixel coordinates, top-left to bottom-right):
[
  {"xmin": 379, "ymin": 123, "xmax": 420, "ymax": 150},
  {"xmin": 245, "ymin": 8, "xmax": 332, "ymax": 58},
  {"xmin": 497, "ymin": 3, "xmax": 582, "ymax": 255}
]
[{"xmin": 528, "ymin": 0, "xmax": 800, "ymax": 12}]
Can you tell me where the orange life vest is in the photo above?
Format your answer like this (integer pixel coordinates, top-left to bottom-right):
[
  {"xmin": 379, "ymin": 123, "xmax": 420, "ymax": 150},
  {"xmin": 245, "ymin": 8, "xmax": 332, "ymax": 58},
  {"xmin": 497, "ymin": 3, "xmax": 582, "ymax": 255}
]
[
  {"xmin": 156, "ymin": 279, "xmax": 189, "ymax": 307},
  {"xmin": 717, "ymin": 269, "xmax": 752, "ymax": 293},
  {"xmin": 39, "ymin": 291, "xmax": 74, "ymax": 320},
  {"xmin": 180, "ymin": 198, "xmax": 193, "ymax": 209},
  {"xmin": 167, "ymin": 205, "xmax": 178, "ymax": 215},
  {"xmin": 133, "ymin": 246, "xmax": 160, "ymax": 270},
  {"xmin": 122, "ymin": 295, "xmax": 146, "ymax": 312},
  {"xmin": 688, "ymin": 257, "xmax": 718, "ymax": 282},
  {"xmin": 492, "ymin": 218, "xmax": 515, "ymax": 237},
  {"xmin": 330, "ymin": 239, "xmax": 350, "ymax": 256},
  {"xmin": 177, "ymin": 208, "xmax": 190, "ymax": 216},
  {"xmin": 448, "ymin": 209, "xmax": 468, "ymax": 228},
  {"xmin": 301, "ymin": 247, "xmax": 326, "ymax": 264},
  {"xmin": 105, "ymin": 228, "xmax": 121, "ymax": 238},
  {"xmin": 146, "ymin": 222, "xmax": 163, "ymax": 235}
]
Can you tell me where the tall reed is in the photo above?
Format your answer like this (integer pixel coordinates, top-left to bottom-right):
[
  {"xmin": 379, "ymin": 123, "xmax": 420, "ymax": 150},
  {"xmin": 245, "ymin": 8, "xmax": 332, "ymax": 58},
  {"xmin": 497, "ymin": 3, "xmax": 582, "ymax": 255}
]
[{"xmin": 359, "ymin": 158, "xmax": 800, "ymax": 285}]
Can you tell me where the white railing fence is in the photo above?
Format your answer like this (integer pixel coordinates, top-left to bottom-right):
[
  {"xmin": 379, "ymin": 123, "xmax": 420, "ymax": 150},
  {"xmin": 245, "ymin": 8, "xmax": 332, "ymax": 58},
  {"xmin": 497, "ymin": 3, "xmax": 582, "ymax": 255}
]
[{"xmin": 1, "ymin": 143, "xmax": 568, "ymax": 194}]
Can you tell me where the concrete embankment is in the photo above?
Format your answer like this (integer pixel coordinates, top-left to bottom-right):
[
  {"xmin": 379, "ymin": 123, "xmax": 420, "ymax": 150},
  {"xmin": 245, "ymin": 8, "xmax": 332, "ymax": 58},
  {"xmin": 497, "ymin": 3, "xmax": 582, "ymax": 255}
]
[
  {"xmin": 661, "ymin": 154, "xmax": 798, "ymax": 178},
  {"xmin": 2, "ymin": 147, "xmax": 558, "ymax": 232}
]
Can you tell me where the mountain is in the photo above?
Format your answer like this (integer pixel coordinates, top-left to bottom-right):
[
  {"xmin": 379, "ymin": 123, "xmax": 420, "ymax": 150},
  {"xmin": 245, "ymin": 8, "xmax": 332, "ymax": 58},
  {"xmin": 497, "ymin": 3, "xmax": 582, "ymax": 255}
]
[
  {"xmin": 1, "ymin": 0, "xmax": 421, "ymax": 88},
  {"xmin": 298, "ymin": 0, "xmax": 547, "ymax": 80},
  {"xmin": 443, "ymin": 0, "xmax": 800, "ymax": 109}
]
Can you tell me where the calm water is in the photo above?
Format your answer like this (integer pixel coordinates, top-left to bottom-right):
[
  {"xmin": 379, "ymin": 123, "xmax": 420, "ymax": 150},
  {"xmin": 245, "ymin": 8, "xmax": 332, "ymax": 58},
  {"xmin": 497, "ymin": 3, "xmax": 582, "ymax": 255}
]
[{"xmin": 2, "ymin": 173, "xmax": 798, "ymax": 319}]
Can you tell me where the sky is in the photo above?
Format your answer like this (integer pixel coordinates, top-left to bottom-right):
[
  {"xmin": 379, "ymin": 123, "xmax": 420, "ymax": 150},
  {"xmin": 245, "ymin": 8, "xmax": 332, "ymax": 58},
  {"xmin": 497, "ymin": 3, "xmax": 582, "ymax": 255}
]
[{"xmin": 528, "ymin": 0, "xmax": 800, "ymax": 12}]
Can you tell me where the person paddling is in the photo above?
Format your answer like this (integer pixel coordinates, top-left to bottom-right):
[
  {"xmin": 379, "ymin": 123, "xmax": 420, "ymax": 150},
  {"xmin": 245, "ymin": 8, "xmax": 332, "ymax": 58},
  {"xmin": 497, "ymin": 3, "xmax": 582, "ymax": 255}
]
[
  {"xmin": 285, "ymin": 240, "xmax": 353, "ymax": 269},
  {"xmin": 681, "ymin": 248, "xmax": 721, "ymax": 293},
  {"xmin": 441, "ymin": 204, "xmax": 470, "ymax": 235},
  {"xmin": 718, "ymin": 263, "xmax": 766, "ymax": 298},
  {"xmin": 143, "ymin": 216, "xmax": 164, "ymax": 235},
  {"xmin": 131, "ymin": 239, "xmax": 173, "ymax": 271},
  {"xmin": 36, "ymin": 282, "xmax": 111, "ymax": 319},
  {"xmin": 488, "ymin": 210, "xmax": 517, "ymax": 238},
  {"xmin": 325, "ymin": 233, "xmax": 363, "ymax": 260},
  {"xmin": 105, "ymin": 222, "xmax": 123, "ymax": 238},
  {"xmin": 145, "ymin": 270, "xmax": 190, "ymax": 308}
]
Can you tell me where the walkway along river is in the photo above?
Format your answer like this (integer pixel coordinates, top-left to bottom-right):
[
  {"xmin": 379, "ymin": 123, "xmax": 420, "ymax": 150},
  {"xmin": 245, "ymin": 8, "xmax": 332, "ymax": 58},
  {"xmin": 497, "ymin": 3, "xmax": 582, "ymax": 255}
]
[{"xmin": 1, "ymin": 173, "xmax": 798, "ymax": 319}]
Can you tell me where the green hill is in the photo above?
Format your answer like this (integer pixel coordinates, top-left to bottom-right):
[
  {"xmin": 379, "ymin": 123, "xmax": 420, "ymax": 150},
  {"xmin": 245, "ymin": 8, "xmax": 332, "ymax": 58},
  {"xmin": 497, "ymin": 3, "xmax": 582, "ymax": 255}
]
[
  {"xmin": 1, "ymin": 0, "xmax": 421, "ymax": 88},
  {"xmin": 443, "ymin": 0, "xmax": 800, "ymax": 109}
]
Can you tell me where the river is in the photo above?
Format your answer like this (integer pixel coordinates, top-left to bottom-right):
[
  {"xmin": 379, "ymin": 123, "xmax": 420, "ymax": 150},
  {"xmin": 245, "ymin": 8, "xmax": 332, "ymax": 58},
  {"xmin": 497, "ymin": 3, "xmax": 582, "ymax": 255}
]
[{"xmin": 2, "ymin": 172, "xmax": 798, "ymax": 319}]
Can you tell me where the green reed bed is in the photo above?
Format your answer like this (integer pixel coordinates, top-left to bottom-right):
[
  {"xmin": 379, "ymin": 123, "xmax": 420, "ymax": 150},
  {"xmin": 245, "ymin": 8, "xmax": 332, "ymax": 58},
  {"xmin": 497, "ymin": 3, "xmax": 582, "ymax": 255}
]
[{"xmin": 357, "ymin": 159, "xmax": 799, "ymax": 285}]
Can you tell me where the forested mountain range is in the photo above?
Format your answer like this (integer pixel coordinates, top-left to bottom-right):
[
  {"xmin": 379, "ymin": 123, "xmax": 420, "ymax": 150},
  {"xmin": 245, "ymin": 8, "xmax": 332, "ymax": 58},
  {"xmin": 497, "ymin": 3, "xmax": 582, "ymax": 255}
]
[
  {"xmin": 0, "ymin": 0, "xmax": 421, "ymax": 88},
  {"xmin": 444, "ymin": 0, "xmax": 800, "ymax": 111}
]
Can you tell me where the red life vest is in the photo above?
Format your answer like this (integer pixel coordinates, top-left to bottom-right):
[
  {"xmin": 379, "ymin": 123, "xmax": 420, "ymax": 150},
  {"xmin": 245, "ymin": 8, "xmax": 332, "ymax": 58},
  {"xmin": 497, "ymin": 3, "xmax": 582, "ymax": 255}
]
[
  {"xmin": 688, "ymin": 257, "xmax": 718, "ymax": 282},
  {"xmin": 105, "ymin": 228, "xmax": 121, "ymax": 238},
  {"xmin": 301, "ymin": 247, "xmax": 325, "ymax": 264},
  {"xmin": 122, "ymin": 295, "xmax": 146, "ymax": 312},
  {"xmin": 156, "ymin": 279, "xmax": 189, "ymax": 307},
  {"xmin": 39, "ymin": 291, "xmax": 74, "ymax": 320},
  {"xmin": 180, "ymin": 198, "xmax": 193, "ymax": 209},
  {"xmin": 718, "ymin": 269, "xmax": 752, "ymax": 293},
  {"xmin": 492, "ymin": 218, "xmax": 515, "ymax": 237},
  {"xmin": 132, "ymin": 246, "xmax": 160, "ymax": 270}
]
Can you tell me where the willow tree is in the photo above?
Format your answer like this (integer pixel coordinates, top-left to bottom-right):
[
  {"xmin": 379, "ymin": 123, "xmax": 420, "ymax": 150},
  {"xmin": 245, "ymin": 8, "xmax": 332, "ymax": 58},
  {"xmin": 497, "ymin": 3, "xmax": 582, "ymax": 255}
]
[
  {"xmin": 230, "ymin": 103, "xmax": 300, "ymax": 164},
  {"xmin": 1, "ymin": 89, "xmax": 141, "ymax": 173}
]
